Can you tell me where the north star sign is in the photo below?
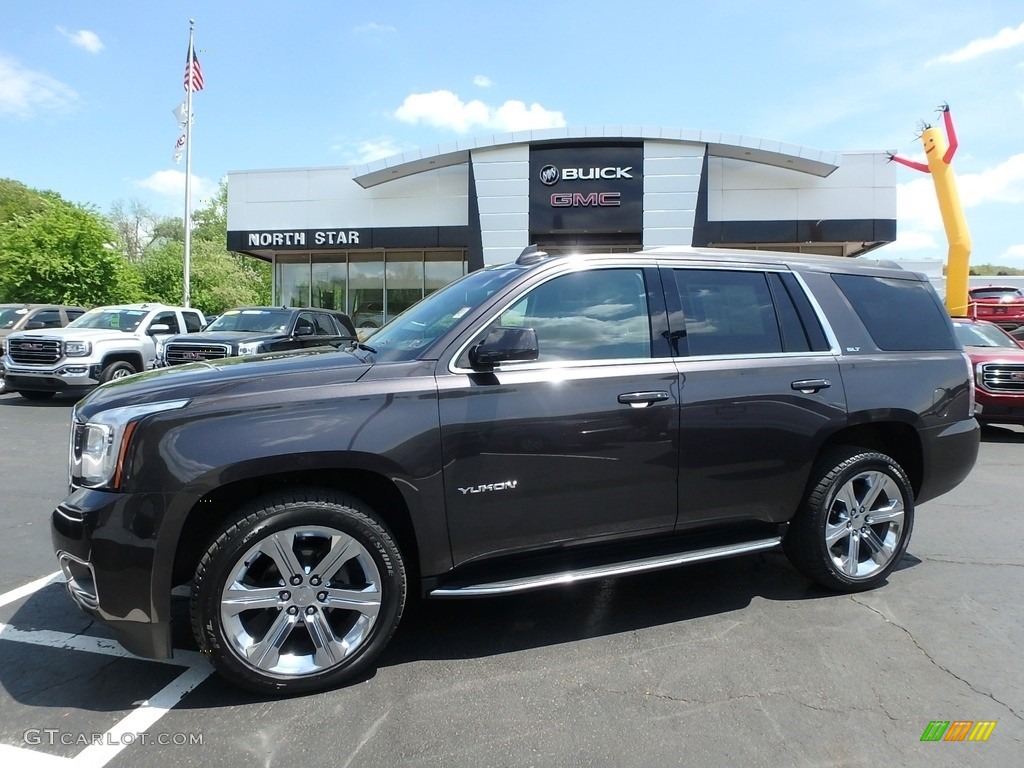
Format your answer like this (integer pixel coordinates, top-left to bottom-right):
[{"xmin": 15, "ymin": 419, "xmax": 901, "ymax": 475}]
[
  {"xmin": 229, "ymin": 229, "xmax": 366, "ymax": 250},
  {"xmin": 529, "ymin": 145, "xmax": 643, "ymax": 234}
]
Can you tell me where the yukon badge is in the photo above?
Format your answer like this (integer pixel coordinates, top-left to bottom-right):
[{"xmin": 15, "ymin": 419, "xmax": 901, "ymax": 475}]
[{"xmin": 457, "ymin": 480, "xmax": 518, "ymax": 495}]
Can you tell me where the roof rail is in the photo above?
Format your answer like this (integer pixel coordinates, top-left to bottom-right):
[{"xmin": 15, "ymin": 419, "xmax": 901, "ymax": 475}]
[{"xmin": 516, "ymin": 245, "xmax": 552, "ymax": 266}]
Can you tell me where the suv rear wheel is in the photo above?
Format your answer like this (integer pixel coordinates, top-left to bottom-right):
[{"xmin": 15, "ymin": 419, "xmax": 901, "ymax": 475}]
[
  {"xmin": 190, "ymin": 489, "xmax": 406, "ymax": 695},
  {"xmin": 784, "ymin": 447, "xmax": 914, "ymax": 592}
]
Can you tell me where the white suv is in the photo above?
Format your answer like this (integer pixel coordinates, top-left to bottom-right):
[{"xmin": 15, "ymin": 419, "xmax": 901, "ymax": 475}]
[{"xmin": 2, "ymin": 303, "xmax": 205, "ymax": 401}]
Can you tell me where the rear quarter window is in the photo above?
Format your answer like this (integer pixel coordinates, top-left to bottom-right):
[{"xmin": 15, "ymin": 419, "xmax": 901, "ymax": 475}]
[{"xmin": 832, "ymin": 274, "xmax": 957, "ymax": 351}]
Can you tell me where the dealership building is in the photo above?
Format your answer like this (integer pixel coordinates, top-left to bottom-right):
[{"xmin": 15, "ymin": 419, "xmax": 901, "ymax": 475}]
[{"xmin": 226, "ymin": 126, "xmax": 897, "ymax": 328}]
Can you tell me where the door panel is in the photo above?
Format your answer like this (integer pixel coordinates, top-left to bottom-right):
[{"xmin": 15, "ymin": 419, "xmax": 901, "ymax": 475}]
[{"xmin": 439, "ymin": 362, "xmax": 680, "ymax": 565}]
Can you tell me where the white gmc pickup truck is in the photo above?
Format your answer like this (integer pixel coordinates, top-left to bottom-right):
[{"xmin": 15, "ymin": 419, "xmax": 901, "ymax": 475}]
[{"xmin": 1, "ymin": 303, "xmax": 205, "ymax": 401}]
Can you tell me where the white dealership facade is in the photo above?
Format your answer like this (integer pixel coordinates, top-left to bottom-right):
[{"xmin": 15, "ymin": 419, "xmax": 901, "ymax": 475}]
[{"xmin": 227, "ymin": 126, "xmax": 897, "ymax": 327}]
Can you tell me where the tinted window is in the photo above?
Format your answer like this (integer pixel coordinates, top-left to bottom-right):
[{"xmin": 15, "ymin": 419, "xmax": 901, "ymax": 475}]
[
  {"xmin": 33, "ymin": 310, "xmax": 62, "ymax": 328},
  {"xmin": 498, "ymin": 268, "xmax": 651, "ymax": 362},
  {"xmin": 832, "ymin": 274, "xmax": 957, "ymax": 351},
  {"xmin": 672, "ymin": 270, "xmax": 782, "ymax": 356},
  {"xmin": 66, "ymin": 310, "xmax": 85, "ymax": 321},
  {"xmin": 312, "ymin": 313, "xmax": 336, "ymax": 335},
  {"xmin": 183, "ymin": 312, "xmax": 203, "ymax": 332},
  {"xmin": 151, "ymin": 311, "xmax": 181, "ymax": 334}
]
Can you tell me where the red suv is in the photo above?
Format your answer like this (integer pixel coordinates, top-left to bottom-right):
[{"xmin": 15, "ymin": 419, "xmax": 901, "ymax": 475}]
[
  {"xmin": 952, "ymin": 317, "xmax": 1024, "ymax": 425},
  {"xmin": 968, "ymin": 286, "xmax": 1024, "ymax": 331}
]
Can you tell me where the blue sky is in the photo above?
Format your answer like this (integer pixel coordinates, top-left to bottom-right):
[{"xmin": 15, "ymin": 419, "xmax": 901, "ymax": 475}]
[{"xmin": 2, "ymin": 1, "xmax": 1023, "ymax": 267}]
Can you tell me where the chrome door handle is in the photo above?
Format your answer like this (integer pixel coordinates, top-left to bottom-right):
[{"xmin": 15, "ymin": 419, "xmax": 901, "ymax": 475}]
[
  {"xmin": 618, "ymin": 391, "xmax": 670, "ymax": 407},
  {"xmin": 791, "ymin": 379, "xmax": 831, "ymax": 394}
]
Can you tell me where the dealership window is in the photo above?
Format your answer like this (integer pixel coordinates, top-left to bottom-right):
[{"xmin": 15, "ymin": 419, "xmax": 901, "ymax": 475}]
[
  {"xmin": 350, "ymin": 253, "xmax": 386, "ymax": 330},
  {"xmin": 386, "ymin": 251, "xmax": 424, "ymax": 319},
  {"xmin": 425, "ymin": 251, "xmax": 466, "ymax": 297},
  {"xmin": 273, "ymin": 249, "xmax": 467, "ymax": 325},
  {"xmin": 312, "ymin": 254, "xmax": 347, "ymax": 312},
  {"xmin": 277, "ymin": 254, "xmax": 311, "ymax": 307}
]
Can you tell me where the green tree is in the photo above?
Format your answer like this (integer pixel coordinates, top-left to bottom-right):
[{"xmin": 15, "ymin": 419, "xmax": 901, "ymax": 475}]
[
  {"xmin": 0, "ymin": 198, "xmax": 141, "ymax": 306},
  {"xmin": 0, "ymin": 178, "xmax": 59, "ymax": 224}
]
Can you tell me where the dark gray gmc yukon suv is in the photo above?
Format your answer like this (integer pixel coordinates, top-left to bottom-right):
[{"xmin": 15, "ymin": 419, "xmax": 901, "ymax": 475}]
[{"xmin": 52, "ymin": 247, "xmax": 979, "ymax": 694}]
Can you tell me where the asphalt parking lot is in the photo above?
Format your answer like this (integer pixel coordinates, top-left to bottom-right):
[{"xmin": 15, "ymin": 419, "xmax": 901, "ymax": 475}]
[{"xmin": 0, "ymin": 390, "xmax": 1021, "ymax": 768}]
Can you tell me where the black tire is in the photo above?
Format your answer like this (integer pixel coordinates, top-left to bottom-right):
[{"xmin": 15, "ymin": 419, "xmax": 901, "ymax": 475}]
[
  {"xmin": 18, "ymin": 390, "xmax": 55, "ymax": 401},
  {"xmin": 784, "ymin": 447, "xmax": 914, "ymax": 592},
  {"xmin": 99, "ymin": 361, "xmax": 137, "ymax": 383},
  {"xmin": 190, "ymin": 489, "xmax": 406, "ymax": 695}
]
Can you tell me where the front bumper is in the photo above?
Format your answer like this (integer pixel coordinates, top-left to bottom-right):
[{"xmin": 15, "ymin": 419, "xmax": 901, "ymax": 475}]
[
  {"xmin": 51, "ymin": 487, "xmax": 173, "ymax": 659},
  {"xmin": 3, "ymin": 361, "xmax": 103, "ymax": 391}
]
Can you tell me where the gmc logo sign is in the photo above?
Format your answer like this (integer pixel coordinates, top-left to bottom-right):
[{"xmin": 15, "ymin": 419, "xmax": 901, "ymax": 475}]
[{"xmin": 550, "ymin": 192, "xmax": 621, "ymax": 207}]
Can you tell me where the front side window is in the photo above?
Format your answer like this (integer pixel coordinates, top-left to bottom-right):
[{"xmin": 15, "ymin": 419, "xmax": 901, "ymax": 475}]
[
  {"xmin": 69, "ymin": 309, "xmax": 148, "ymax": 332},
  {"xmin": 671, "ymin": 270, "xmax": 782, "ymax": 356},
  {"xmin": 496, "ymin": 268, "xmax": 651, "ymax": 363}
]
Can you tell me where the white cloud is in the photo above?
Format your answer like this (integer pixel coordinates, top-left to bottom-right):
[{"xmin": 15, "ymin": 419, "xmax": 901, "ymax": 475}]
[
  {"xmin": 997, "ymin": 244, "xmax": 1024, "ymax": 269},
  {"xmin": 394, "ymin": 90, "xmax": 566, "ymax": 133},
  {"xmin": 473, "ymin": 75, "xmax": 493, "ymax": 88},
  {"xmin": 959, "ymin": 153, "xmax": 1024, "ymax": 206},
  {"xmin": 931, "ymin": 22, "xmax": 1024, "ymax": 64},
  {"xmin": 134, "ymin": 170, "xmax": 217, "ymax": 203},
  {"xmin": 57, "ymin": 27, "xmax": 104, "ymax": 53},
  {"xmin": 331, "ymin": 137, "xmax": 403, "ymax": 163},
  {"xmin": 0, "ymin": 55, "xmax": 78, "ymax": 118}
]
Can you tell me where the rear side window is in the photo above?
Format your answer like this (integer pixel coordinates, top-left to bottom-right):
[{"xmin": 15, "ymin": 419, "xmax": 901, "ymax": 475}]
[
  {"xmin": 183, "ymin": 312, "xmax": 203, "ymax": 332},
  {"xmin": 832, "ymin": 274, "xmax": 956, "ymax": 351},
  {"xmin": 671, "ymin": 269, "xmax": 782, "ymax": 356}
]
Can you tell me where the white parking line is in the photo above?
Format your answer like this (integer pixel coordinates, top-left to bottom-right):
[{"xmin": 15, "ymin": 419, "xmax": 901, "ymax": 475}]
[{"xmin": 0, "ymin": 574, "xmax": 213, "ymax": 768}]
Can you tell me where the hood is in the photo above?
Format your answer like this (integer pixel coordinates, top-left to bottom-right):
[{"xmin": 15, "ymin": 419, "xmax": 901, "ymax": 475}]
[
  {"xmin": 963, "ymin": 344, "xmax": 1024, "ymax": 364},
  {"xmin": 12, "ymin": 327, "xmax": 140, "ymax": 342},
  {"xmin": 76, "ymin": 346, "xmax": 371, "ymax": 419},
  {"xmin": 165, "ymin": 331, "xmax": 288, "ymax": 345}
]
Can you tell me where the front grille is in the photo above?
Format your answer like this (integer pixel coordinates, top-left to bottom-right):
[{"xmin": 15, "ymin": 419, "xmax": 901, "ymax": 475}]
[
  {"xmin": 8, "ymin": 338, "xmax": 61, "ymax": 364},
  {"xmin": 165, "ymin": 342, "xmax": 232, "ymax": 365},
  {"xmin": 981, "ymin": 363, "xmax": 1024, "ymax": 393}
]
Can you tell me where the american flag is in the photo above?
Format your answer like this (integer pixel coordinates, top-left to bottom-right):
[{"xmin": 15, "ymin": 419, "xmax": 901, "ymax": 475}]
[{"xmin": 184, "ymin": 50, "xmax": 204, "ymax": 92}]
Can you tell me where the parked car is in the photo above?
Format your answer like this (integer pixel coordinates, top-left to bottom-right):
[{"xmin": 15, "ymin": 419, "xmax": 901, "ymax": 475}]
[
  {"xmin": 52, "ymin": 246, "xmax": 979, "ymax": 695},
  {"xmin": 156, "ymin": 307, "xmax": 356, "ymax": 366},
  {"xmin": 951, "ymin": 316, "xmax": 1024, "ymax": 426},
  {"xmin": 967, "ymin": 285, "xmax": 1024, "ymax": 331},
  {"xmin": 0, "ymin": 304, "xmax": 86, "ymax": 394},
  {"xmin": 2, "ymin": 303, "xmax": 205, "ymax": 400}
]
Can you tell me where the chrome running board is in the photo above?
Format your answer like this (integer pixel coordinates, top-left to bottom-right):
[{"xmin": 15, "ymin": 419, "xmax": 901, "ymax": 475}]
[{"xmin": 429, "ymin": 536, "xmax": 782, "ymax": 597}]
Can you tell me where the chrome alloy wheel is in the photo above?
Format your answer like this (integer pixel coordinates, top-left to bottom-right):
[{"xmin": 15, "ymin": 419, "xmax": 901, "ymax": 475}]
[
  {"xmin": 823, "ymin": 470, "xmax": 906, "ymax": 580},
  {"xmin": 220, "ymin": 525, "xmax": 383, "ymax": 676}
]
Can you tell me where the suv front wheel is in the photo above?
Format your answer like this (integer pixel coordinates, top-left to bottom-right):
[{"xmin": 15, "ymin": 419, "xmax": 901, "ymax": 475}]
[
  {"xmin": 190, "ymin": 489, "xmax": 407, "ymax": 695},
  {"xmin": 784, "ymin": 447, "xmax": 914, "ymax": 592}
]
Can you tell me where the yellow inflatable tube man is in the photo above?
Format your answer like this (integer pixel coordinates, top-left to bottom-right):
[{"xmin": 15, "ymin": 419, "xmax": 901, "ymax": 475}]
[{"xmin": 888, "ymin": 104, "xmax": 972, "ymax": 316}]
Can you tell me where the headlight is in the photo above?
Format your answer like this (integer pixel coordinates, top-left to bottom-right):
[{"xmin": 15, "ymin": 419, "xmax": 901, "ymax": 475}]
[
  {"xmin": 65, "ymin": 340, "xmax": 91, "ymax": 356},
  {"xmin": 237, "ymin": 341, "xmax": 262, "ymax": 355},
  {"xmin": 71, "ymin": 400, "xmax": 190, "ymax": 489}
]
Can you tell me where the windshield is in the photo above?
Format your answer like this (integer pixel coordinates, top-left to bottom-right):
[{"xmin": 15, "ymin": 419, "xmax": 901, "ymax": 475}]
[
  {"xmin": 358, "ymin": 265, "xmax": 522, "ymax": 362},
  {"xmin": 953, "ymin": 321, "xmax": 1021, "ymax": 349},
  {"xmin": 206, "ymin": 309, "xmax": 293, "ymax": 333},
  {"xmin": 0, "ymin": 306, "xmax": 28, "ymax": 329},
  {"xmin": 68, "ymin": 308, "xmax": 147, "ymax": 332}
]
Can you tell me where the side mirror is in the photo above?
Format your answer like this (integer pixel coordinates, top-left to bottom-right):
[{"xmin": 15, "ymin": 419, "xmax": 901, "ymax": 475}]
[
  {"xmin": 294, "ymin": 324, "xmax": 314, "ymax": 337},
  {"xmin": 148, "ymin": 323, "xmax": 171, "ymax": 335},
  {"xmin": 468, "ymin": 327, "xmax": 539, "ymax": 369},
  {"xmin": 25, "ymin": 320, "xmax": 45, "ymax": 330}
]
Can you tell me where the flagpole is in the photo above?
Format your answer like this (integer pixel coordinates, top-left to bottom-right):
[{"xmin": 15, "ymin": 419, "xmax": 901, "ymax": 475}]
[{"xmin": 183, "ymin": 18, "xmax": 195, "ymax": 308}]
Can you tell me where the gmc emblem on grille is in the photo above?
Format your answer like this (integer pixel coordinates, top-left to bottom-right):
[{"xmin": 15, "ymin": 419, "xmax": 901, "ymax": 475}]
[
  {"xmin": 184, "ymin": 351, "xmax": 204, "ymax": 360},
  {"xmin": 1011, "ymin": 372, "xmax": 1024, "ymax": 382},
  {"xmin": 22, "ymin": 343, "xmax": 44, "ymax": 351}
]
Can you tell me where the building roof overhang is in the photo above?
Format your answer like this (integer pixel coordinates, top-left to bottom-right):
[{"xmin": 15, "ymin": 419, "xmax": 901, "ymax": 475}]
[{"xmin": 351, "ymin": 125, "xmax": 840, "ymax": 189}]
